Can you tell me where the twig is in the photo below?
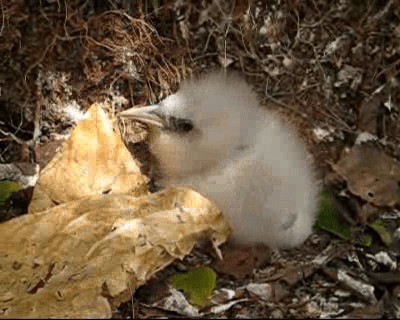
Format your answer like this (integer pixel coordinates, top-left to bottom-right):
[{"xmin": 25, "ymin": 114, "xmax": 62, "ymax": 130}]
[{"xmin": 0, "ymin": 0, "xmax": 5, "ymax": 36}]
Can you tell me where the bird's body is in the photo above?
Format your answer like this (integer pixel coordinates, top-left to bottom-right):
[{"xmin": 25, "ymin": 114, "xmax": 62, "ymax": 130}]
[{"xmin": 120, "ymin": 71, "xmax": 319, "ymax": 249}]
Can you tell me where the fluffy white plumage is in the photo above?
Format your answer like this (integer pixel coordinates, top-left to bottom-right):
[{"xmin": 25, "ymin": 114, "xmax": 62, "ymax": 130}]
[{"xmin": 120, "ymin": 71, "xmax": 320, "ymax": 249}]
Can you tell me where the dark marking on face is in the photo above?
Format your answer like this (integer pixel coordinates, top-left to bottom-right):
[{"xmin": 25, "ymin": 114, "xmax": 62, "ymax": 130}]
[{"xmin": 166, "ymin": 117, "xmax": 194, "ymax": 133}]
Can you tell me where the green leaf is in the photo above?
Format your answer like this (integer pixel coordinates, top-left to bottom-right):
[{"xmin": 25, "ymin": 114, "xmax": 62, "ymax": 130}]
[
  {"xmin": 357, "ymin": 233, "xmax": 373, "ymax": 247},
  {"xmin": 368, "ymin": 219, "xmax": 393, "ymax": 247},
  {"xmin": 0, "ymin": 181, "xmax": 21, "ymax": 206},
  {"xmin": 170, "ymin": 266, "xmax": 217, "ymax": 307},
  {"xmin": 316, "ymin": 191, "xmax": 352, "ymax": 240}
]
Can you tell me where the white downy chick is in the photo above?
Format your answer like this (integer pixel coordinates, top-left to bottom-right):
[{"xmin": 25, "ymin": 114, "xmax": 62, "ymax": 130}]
[{"xmin": 119, "ymin": 71, "xmax": 320, "ymax": 249}]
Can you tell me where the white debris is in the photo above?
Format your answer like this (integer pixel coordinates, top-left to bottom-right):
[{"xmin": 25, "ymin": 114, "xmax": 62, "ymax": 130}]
[
  {"xmin": 313, "ymin": 126, "xmax": 337, "ymax": 142},
  {"xmin": 158, "ymin": 287, "xmax": 199, "ymax": 317},
  {"xmin": 209, "ymin": 299, "xmax": 248, "ymax": 314},
  {"xmin": 383, "ymin": 96, "xmax": 395, "ymax": 112},
  {"xmin": 334, "ymin": 65, "xmax": 363, "ymax": 90},
  {"xmin": 337, "ymin": 269, "xmax": 377, "ymax": 304},
  {"xmin": 63, "ymin": 101, "xmax": 87, "ymax": 123},
  {"xmin": 313, "ymin": 127, "xmax": 332, "ymax": 141},
  {"xmin": 241, "ymin": 283, "xmax": 273, "ymax": 301},
  {"xmin": 374, "ymin": 251, "xmax": 397, "ymax": 270},
  {"xmin": 334, "ymin": 289, "xmax": 351, "ymax": 297},
  {"xmin": 324, "ymin": 34, "xmax": 349, "ymax": 56},
  {"xmin": 394, "ymin": 227, "xmax": 400, "ymax": 240},
  {"xmin": 355, "ymin": 132, "xmax": 379, "ymax": 145},
  {"xmin": 209, "ymin": 288, "xmax": 236, "ymax": 304}
]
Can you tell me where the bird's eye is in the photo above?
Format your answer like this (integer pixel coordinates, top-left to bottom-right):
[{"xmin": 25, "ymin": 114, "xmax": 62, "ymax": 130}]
[
  {"xmin": 169, "ymin": 117, "xmax": 194, "ymax": 133},
  {"xmin": 177, "ymin": 119, "xmax": 194, "ymax": 132}
]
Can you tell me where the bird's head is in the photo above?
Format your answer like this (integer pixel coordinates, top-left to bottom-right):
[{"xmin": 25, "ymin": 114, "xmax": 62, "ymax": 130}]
[{"xmin": 119, "ymin": 71, "xmax": 261, "ymax": 181}]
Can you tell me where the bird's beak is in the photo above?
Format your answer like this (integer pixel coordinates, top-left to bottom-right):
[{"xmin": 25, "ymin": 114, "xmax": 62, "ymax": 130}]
[{"xmin": 119, "ymin": 104, "xmax": 166, "ymax": 128}]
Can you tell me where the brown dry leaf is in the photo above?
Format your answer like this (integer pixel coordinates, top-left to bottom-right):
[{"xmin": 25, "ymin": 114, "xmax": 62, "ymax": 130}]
[
  {"xmin": 358, "ymin": 202, "xmax": 380, "ymax": 224},
  {"xmin": 367, "ymin": 271, "xmax": 400, "ymax": 285},
  {"xmin": 357, "ymin": 94, "xmax": 385, "ymax": 135},
  {"xmin": 29, "ymin": 103, "xmax": 148, "ymax": 213},
  {"xmin": 332, "ymin": 144, "xmax": 400, "ymax": 207},
  {"xmin": 215, "ymin": 244, "xmax": 271, "ymax": 280},
  {"xmin": 35, "ymin": 139, "xmax": 64, "ymax": 170},
  {"xmin": 0, "ymin": 187, "xmax": 229, "ymax": 318},
  {"xmin": 271, "ymin": 263, "xmax": 317, "ymax": 287},
  {"xmin": 346, "ymin": 298, "xmax": 385, "ymax": 319}
]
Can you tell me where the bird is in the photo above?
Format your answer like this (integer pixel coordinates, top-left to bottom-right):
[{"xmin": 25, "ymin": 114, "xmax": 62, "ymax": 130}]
[{"xmin": 119, "ymin": 71, "xmax": 320, "ymax": 249}]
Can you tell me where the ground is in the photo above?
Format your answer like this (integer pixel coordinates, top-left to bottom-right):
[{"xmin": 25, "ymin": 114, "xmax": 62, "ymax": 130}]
[{"xmin": 1, "ymin": 0, "xmax": 400, "ymax": 318}]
